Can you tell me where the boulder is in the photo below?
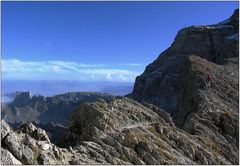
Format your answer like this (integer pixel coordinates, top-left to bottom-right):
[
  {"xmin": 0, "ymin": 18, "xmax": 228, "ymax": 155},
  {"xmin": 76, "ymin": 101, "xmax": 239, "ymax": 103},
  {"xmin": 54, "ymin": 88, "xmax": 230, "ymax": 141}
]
[
  {"xmin": 40, "ymin": 143, "xmax": 51, "ymax": 151},
  {"xmin": 1, "ymin": 148, "xmax": 22, "ymax": 165},
  {"xmin": 4, "ymin": 133, "xmax": 23, "ymax": 162},
  {"xmin": 20, "ymin": 122, "xmax": 37, "ymax": 134},
  {"xmin": 32, "ymin": 128, "xmax": 50, "ymax": 142},
  {"xmin": 4, "ymin": 132, "xmax": 34, "ymax": 164},
  {"xmin": 1, "ymin": 120, "xmax": 12, "ymax": 139}
]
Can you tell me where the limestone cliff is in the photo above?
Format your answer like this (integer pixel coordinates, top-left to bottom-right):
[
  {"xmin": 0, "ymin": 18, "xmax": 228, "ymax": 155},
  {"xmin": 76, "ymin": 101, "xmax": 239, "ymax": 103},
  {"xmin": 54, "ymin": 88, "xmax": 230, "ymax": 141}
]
[{"xmin": 128, "ymin": 9, "xmax": 239, "ymax": 120}]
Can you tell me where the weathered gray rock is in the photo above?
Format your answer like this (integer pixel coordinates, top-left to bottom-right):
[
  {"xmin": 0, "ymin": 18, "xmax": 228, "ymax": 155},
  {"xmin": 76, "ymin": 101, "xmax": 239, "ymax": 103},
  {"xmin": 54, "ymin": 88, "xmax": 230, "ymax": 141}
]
[
  {"xmin": 3, "ymin": 132, "xmax": 35, "ymax": 164},
  {"xmin": 4, "ymin": 133, "xmax": 23, "ymax": 162},
  {"xmin": 32, "ymin": 128, "xmax": 50, "ymax": 142},
  {"xmin": 39, "ymin": 143, "xmax": 51, "ymax": 151},
  {"xmin": 52, "ymin": 145, "xmax": 62, "ymax": 159},
  {"xmin": 62, "ymin": 93, "xmax": 238, "ymax": 164},
  {"xmin": 21, "ymin": 146, "xmax": 34, "ymax": 164},
  {"xmin": 1, "ymin": 121, "xmax": 65, "ymax": 165},
  {"xmin": 1, "ymin": 148, "xmax": 22, "ymax": 165},
  {"xmin": 1, "ymin": 120, "xmax": 12, "ymax": 139},
  {"xmin": 69, "ymin": 158, "xmax": 81, "ymax": 165},
  {"xmin": 20, "ymin": 122, "xmax": 37, "ymax": 134},
  {"xmin": 19, "ymin": 122, "xmax": 51, "ymax": 143},
  {"xmin": 65, "ymin": 97, "xmax": 164, "ymax": 144},
  {"xmin": 23, "ymin": 135, "xmax": 38, "ymax": 151}
]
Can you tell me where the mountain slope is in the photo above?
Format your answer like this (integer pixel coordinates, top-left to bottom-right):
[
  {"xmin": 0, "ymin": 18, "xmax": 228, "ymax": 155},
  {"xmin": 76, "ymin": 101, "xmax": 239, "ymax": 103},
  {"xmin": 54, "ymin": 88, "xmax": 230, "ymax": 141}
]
[
  {"xmin": 63, "ymin": 93, "xmax": 237, "ymax": 164},
  {"xmin": 128, "ymin": 9, "xmax": 239, "ymax": 120},
  {"xmin": 1, "ymin": 93, "xmax": 238, "ymax": 164}
]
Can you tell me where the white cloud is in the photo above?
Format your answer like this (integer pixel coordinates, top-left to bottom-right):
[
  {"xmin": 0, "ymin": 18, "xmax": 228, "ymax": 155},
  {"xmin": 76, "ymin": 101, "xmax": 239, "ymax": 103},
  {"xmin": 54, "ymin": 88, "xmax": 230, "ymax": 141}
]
[
  {"xmin": 105, "ymin": 73, "xmax": 113, "ymax": 81},
  {"xmin": 118, "ymin": 63, "xmax": 142, "ymax": 66},
  {"xmin": 2, "ymin": 59, "xmax": 140, "ymax": 82}
]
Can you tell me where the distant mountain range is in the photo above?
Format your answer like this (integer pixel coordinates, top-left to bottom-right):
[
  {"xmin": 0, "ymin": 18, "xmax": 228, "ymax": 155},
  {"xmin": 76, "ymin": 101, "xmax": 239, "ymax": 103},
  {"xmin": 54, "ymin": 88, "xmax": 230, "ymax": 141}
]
[
  {"xmin": 2, "ymin": 80, "xmax": 134, "ymax": 97},
  {"xmin": 2, "ymin": 91, "xmax": 114, "ymax": 125}
]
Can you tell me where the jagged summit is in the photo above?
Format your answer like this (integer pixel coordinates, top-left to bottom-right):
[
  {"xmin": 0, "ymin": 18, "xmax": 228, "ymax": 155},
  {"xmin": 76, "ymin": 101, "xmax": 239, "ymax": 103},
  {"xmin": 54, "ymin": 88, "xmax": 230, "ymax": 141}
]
[{"xmin": 128, "ymin": 9, "xmax": 239, "ymax": 120}]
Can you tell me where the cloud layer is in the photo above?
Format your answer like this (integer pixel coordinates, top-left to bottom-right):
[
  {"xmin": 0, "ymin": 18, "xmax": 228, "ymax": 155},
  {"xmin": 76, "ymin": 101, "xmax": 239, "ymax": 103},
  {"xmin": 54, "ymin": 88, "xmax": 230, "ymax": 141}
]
[{"xmin": 2, "ymin": 59, "xmax": 141, "ymax": 82}]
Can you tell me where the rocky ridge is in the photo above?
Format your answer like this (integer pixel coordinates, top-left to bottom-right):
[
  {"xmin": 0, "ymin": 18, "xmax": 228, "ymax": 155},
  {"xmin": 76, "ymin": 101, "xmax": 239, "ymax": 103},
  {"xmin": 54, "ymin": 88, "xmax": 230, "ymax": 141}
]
[
  {"xmin": 3, "ymin": 96, "xmax": 236, "ymax": 165},
  {"xmin": 62, "ymin": 97, "xmax": 238, "ymax": 164}
]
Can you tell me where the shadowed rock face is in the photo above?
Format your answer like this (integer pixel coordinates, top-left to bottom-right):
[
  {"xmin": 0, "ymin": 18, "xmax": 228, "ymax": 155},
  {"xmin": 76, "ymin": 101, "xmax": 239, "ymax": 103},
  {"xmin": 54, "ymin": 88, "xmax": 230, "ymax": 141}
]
[
  {"xmin": 178, "ymin": 55, "xmax": 238, "ymax": 163},
  {"xmin": 128, "ymin": 9, "xmax": 239, "ymax": 120},
  {"xmin": 178, "ymin": 55, "xmax": 238, "ymax": 128}
]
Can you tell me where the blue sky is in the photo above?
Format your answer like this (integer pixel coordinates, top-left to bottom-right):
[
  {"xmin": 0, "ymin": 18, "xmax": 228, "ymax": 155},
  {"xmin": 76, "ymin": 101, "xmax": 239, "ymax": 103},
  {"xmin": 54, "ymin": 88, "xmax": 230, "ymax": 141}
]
[{"xmin": 2, "ymin": 1, "xmax": 238, "ymax": 82}]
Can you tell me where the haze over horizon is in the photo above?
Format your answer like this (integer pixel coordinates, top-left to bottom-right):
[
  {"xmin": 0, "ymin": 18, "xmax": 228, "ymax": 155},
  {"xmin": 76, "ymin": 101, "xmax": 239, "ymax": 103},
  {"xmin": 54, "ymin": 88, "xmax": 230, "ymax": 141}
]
[{"xmin": 2, "ymin": 1, "xmax": 238, "ymax": 95}]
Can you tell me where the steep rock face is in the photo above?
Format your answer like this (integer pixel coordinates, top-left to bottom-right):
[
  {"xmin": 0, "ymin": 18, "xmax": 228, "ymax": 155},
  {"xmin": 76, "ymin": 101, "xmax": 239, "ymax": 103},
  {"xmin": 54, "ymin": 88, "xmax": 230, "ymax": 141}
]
[
  {"xmin": 121, "ymin": 9, "xmax": 239, "ymax": 164},
  {"xmin": 178, "ymin": 55, "xmax": 239, "ymax": 164},
  {"xmin": 11, "ymin": 92, "xmax": 32, "ymax": 107},
  {"xmin": 178, "ymin": 55, "xmax": 238, "ymax": 128},
  {"xmin": 128, "ymin": 9, "xmax": 239, "ymax": 119}
]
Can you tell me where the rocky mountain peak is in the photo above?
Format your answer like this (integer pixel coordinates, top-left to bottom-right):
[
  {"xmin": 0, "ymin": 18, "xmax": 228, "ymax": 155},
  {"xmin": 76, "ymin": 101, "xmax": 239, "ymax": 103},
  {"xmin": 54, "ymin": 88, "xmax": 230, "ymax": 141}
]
[
  {"xmin": 11, "ymin": 91, "xmax": 32, "ymax": 107},
  {"xmin": 128, "ymin": 9, "xmax": 239, "ymax": 120},
  {"xmin": 229, "ymin": 9, "xmax": 239, "ymax": 27}
]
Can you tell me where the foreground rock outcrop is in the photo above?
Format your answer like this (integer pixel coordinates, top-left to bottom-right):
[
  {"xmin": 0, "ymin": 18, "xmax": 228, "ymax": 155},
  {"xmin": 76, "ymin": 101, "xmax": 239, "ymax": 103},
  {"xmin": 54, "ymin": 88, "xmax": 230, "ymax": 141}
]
[
  {"xmin": 1, "ymin": 120, "xmax": 67, "ymax": 165},
  {"xmin": 9, "ymin": 121, "xmax": 68, "ymax": 145},
  {"xmin": 53, "ymin": 89, "xmax": 237, "ymax": 165}
]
